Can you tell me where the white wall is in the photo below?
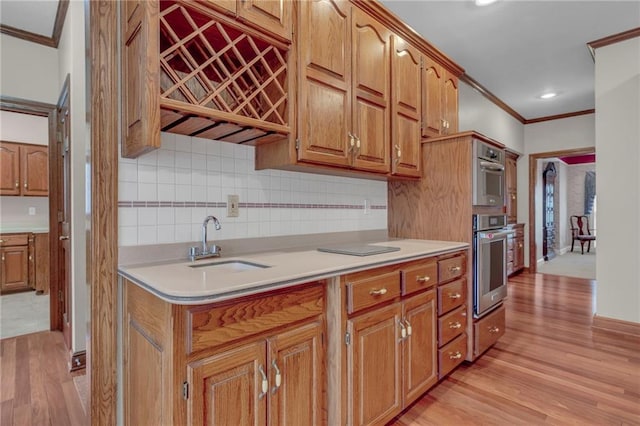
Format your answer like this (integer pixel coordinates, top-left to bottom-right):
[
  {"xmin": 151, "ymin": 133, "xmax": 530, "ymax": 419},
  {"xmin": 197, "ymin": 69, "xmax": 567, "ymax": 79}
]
[
  {"xmin": 0, "ymin": 111, "xmax": 49, "ymax": 145},
  {"xmin": 557, "ymin": 160, "xmax": 569, "ymax": 253},
  {"xmin": 119, "ymin": 134, "xmax": 388, "ymax": 246},
  {"xmin": 57, "ymin": 0, "xmax": 88, "ymax": 354},
  {"xmin": 458, "ymin": 81, "xmax": 525, "ymax": 154},
  {"xmin": 594, "ymin": 36, "xmax": 640, "ymax": 323},
  {"xmin": 522, "ymin": 114, "xmax": 595, "ymax": 265},
  {"xmin": 0, "ymin": 34, "xmax": 60, "ymax": 104},
  {"xmin": 566, "ymin": 163, "xmax": 596, "ymax": 250}
]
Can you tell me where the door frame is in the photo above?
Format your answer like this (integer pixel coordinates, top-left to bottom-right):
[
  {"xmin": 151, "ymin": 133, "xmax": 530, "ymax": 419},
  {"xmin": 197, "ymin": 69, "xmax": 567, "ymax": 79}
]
[
  {"xmin": 528, "ymin": 147, "xmax": 595, "ymax": 273},
  {"xmin": 0, "ymin": 96, "xmax": 60, "ymax": 330}
]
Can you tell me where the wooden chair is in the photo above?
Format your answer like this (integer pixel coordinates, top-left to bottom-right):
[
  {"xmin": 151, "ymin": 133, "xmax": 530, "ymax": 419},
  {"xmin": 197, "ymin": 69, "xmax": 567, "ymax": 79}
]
[{"xmin": 570, "ymin": 215, "xmax": 596, "ymax": 254}]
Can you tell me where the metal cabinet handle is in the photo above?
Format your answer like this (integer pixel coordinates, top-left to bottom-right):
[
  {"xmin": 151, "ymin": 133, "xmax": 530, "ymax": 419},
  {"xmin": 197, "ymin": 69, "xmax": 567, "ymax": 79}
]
[
  {"xmin": 15, "ymin": 181, "xmax": 19, "ymax": 188},
  {"xmin": 398, "ymin": 319, "xmax": 407, "ymax": 339},
  {"xmin": 405, "ymin": 320, "xmax": 412, "ymax": 337},
  {"xmin": 369, "ymin": 288, "xmax": 387, "ymax": 296},
  {"xmin": 355, "ymin": 136, "xmax": 361, "ymax": 150},
  {"xmin": 489, "ymin": 326, "xmax": 500, "ymax": 334},
  {"xmin": 59, "ymin": 235, "xmax": 69, "ymax": 241},
  {"xmin": 449, "ymin": 321, "xmax": 462, "ymax": 329},
  {"xmin": 449, "ymin": 351, "xmax": 462, "ymax": 360},
  {"xmin": 258, "ymin": 365, "xmax": 268, "ymax": 399},
  {"xmin": 449, "ymin": 266, "xmax": 461, "ymax": 273},
  {"xmin": 0, "ymin": 239, "xmax": 4, "ymax": 243},
  {"xmin": 272, "ymin": 360, "xmax": 281, "ymax": 391},
  {"xmin": 348, "ymin": 133, "xmax": 356, "ymax": 151},
  {"xmin": 416, "ymin": 275, "xmax": 430, "ymax": 283},
  {"xmin": 511, "ymin": 194, "xmax": 516, "ymax": 200},
  {"xmin": 448, "ymin": 293, "xmax": 461, "ymax": 299}
]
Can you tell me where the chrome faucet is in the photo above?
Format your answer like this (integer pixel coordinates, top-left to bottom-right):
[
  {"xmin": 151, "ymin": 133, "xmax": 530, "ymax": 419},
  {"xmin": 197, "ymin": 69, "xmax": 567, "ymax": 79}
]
[{"xmin": 188, "ymin": 215, "xmax": 222, "ymax": 261}]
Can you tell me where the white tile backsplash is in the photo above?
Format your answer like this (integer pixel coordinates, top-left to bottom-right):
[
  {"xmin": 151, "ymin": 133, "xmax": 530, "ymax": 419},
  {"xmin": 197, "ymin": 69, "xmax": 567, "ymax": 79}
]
[{"xmin": 118, "ymin": 134, "xmax": 387, "ymax": 246}]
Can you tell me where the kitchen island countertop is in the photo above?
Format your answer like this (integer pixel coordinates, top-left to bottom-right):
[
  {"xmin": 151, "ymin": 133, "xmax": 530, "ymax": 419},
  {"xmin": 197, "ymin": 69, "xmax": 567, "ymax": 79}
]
[{"xmin": 118, "ymin": 238, "xmax": 469, "ymax": 305}]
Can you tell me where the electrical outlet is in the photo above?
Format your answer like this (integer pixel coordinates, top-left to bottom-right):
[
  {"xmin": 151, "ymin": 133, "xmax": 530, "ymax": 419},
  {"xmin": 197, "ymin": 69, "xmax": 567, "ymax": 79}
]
[
  {"xmin": 363, "ymin": 199, "xmax": 370, "ymax": 215},
  {"xmin": 28, "ymin": 207, "xmax": 36, "ymax": 216},
  {"xmin": 227, "ymin": 194, "xmax": 240, "ymax": 217}
]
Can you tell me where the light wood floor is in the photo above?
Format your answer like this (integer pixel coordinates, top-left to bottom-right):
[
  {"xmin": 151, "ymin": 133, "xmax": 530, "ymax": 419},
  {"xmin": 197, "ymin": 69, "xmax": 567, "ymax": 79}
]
[
  {"xmin": 392, "ymin": 272, "xmax": 640, "ymax": 425},
  {"xmin": 0, "ymin": 330, "xmax": 87, "ymax": 425}
]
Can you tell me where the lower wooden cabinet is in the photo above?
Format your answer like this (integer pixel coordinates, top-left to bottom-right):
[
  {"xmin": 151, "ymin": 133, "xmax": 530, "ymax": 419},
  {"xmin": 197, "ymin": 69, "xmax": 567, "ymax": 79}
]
[
  {"xmin": 474, "ymin": 304, "xmax": 506, "ymax": 357},
  {"xmin": 508, "ymin": 223, "xmax": 525, "ymax": 276},
  {"xmin": 188, "ymin": 321, "xmax": 323, "ymax": 426},
  {"xmin": 123, "ymin": 279, "xmax": 325, "ymax": 426},
  {"xmin": 0, "ymin": 233, "xmax": 35, "ymax": 294},
  {"xmin": 344, "ymin": 260, "xmax": 439, "ymax": 426}
]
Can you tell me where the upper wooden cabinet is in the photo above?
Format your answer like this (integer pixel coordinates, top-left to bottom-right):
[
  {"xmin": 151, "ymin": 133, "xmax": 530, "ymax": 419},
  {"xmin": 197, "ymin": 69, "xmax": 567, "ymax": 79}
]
[
  {"xmin": 390, "ymin": 36, "xmax": 422, "ymax": 178},
  {"xmin": 0, "ymin": 142, "xmax": 48, "ymax": 196},
  {"xmin": 293, "ymin": 0, "xmax": 391, "ymax": 174},
  {"xmin": 422, "ymin": 55, "xmax": 458, "ymax": 138},
  {"xmin": 505, "ymin": 150, "xmax": 518, "ymax": 224},
  {"xmin": 121, "ymin": 0, "xmax": 292, "ymax": 158},
  {"xmin": 205, "ymin": 0, "xmax": 292, "ymax": 41}
]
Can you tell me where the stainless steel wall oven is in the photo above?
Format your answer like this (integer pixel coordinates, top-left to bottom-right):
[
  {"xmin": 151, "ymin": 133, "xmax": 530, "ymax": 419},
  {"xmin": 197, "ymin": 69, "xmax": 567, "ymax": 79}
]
[
  {"xmin": 473, "ymin": 214, "xmax": 511, "ymax": 317},
  {"xmin": 472, "ymin": 139, "xmax": 505, "ymax": 207}
]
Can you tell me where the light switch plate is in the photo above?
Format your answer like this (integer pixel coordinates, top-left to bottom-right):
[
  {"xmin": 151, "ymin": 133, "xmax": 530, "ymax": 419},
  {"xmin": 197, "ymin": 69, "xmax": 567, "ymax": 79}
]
[
  {"xmin": 227, "ymin": 194, "xmax": 240, "ymax": 217},
  {"xmin": 28, "ymin": 207, "xmax": 36, "ymax": 215}
]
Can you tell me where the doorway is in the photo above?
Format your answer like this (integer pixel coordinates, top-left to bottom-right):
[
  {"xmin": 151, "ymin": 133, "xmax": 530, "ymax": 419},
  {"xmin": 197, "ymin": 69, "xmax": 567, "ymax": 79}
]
[
  {"xmin": 528, "ymin": 147, "xmax": 596, "ymax": 273},
  {"xmin": 0, "ymin": 97, "xmax": 61, "ymax": 337}
]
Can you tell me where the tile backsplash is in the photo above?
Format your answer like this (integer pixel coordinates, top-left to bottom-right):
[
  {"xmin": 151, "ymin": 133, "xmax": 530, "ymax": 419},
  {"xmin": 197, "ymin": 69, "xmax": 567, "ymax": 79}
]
[{"xmin": 118, "ymin": 133, "xmax": 388, "ymax": 246}]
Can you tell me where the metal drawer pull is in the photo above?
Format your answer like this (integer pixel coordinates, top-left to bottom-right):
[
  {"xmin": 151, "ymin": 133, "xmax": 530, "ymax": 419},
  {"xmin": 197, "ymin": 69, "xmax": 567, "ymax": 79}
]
[
  {"xmin": 448, "ymin": 293, "xmax": 461, "ymax": 299},
  {"xmin": 398, "ymin": 320, "xmax": 407, "ymax": 339},
  {"xmin": 258, "ymin": 365, "xmax": 268, "ymax": 399},
  {"xmin": 272, "ymin": 360, "xmax": 281, "ymax": 391},
  {"xmin": 489, "ymin": 326, "xmax": 500, "ymax": 333},
  {"xmin": 59, "ymin": 235, "xmax": 69, "ymax": 241},
  {"xmin": 449, "ymin": 351, "xmax": 462, "ymax": 360},
  {"xmin": 0, "ymin": 239, "xmax": 4, "ymax": 243},
  {"xmin": 405, "ymin": 320, "xmax": 412, "ymax": 337},
  {"xmin": 449, "ymin": 266, "xmax": 461, "ymax": 273},
  {"xmin": 449, "ymin": 321, "xmax": 462, "ymax": 329},
  {"xmin": 369, "ymin": 288, "xmax": 387, "ymax": 296},
  {"xmin": 416, "ymin": 275, "xmax": 430, "ymax": 283}
]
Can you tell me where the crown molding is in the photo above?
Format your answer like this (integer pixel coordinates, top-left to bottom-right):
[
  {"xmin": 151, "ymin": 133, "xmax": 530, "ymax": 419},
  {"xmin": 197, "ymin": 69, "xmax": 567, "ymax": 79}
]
[
  {"xmin": 524, "ymin": 109, "xmax": 595, "ymax": 125},
  {"xmin": 0, "ymin": 0, "xmax": 69, "ymax": 48},
  {"xmin": 460, "ymin": 73, "xmax": 526, "ymax": 123},
  {"xmin": 587, "ymin": 27, "xmax": 640, "ymax": 59}
]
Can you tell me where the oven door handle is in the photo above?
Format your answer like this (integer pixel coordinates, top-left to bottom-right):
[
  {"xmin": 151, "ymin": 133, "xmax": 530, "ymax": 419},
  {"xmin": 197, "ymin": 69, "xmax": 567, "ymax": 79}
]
[
  {"xmin": 477, "ymin": 229, "xmax": 514, "ymax": 240},
  {"xmin": 479, "ymin": 161, "xmax": 505, "ymax": 171}
]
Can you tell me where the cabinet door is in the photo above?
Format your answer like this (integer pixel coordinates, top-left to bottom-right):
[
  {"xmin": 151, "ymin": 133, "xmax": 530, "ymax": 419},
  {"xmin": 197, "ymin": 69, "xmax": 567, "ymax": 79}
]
[
  {"xmin": 21, "ymin": 145, "xmax": 48, "ymax": 196},
  {"xmin": 442, "ymin": 71, "xmax": 458, "ymax": 134},
  {"xmin": 1, "ymin": 246, "xmax": 29, "ymax": 293},
  {"xmin": 514, "ymin": 236, "xmax": 525, "ymax": 271},
  {"xmin": 239, "ymin": 0, "xmax": 292, "ymax": 41},
  {"xmin": 421, "ymin": 56, "xmax": 443, "ymax": 138},
  {"xmin": 403, "ymin": 290, "xmax": 438, "ymax": 405},
  {"xmin": 121, "ymin": 0, "xmax": 160, "ymax": 158},
  {"xmin": 0, "ymin": 142, "xmax": 20, "ymax": 195},
  {"xmin": 348, "ymin": 303, "xmax": 402, "ymax": 426},
  {"xmin": 269, "ymin": 321, "xmax": 323, "ymax": 426},
  {"xmin": 34, "ymin": 233, "xmax": 49, "ymax": 294},
  {"xmin": 505, "ymin": 153, "xmax": 518, "ymax": 224},
  {"xmin": 188, "ymin": 341, "xmax": 267, "ymax": 426},
  {"xmin": 391, "ymin": 36, "xmax": 422, "ymax": 178},
  {"xmin": 351, "ymin": 8, "xmax": 391, "ymax": 174},
  {"xmin": 297, "ymin": 0, "xmax": 352, "ymax": 168}
]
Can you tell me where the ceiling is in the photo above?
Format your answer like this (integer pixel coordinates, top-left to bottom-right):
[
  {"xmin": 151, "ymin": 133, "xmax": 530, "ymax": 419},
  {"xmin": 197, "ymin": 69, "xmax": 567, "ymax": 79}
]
[{"xmin": 1, "ymin": 0, "xmax": 638, "ymax": 121}]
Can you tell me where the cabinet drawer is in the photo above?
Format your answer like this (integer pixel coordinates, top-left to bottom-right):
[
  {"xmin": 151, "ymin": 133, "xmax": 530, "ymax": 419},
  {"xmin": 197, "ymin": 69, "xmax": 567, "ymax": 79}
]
[
  {"xmin": 0, "ymin": 234, "xmax": 28, "ymax": 246},
  {"xmin": 474, "ymin": 304, "xmax": 506, "ymax": 356},
  {"xmin": 438, "ymin": 333, "xmax": 466, "ymax": 379},
  {"xmin": 438, "ymin": 255, "xmax": 464, "ymax": 283},
  {"xmin": 187, "ymin": 283, "xmax": 324, "ymax": 354},
  {"xmin": 402, "ymin": 260, "xmax": 437, "ymax": 296},
  {"xmin": 438, "ymin": 305, "xmax": 467, "ymax": 346},
  {"xmin": 437, "ymin": 279, "xmax": 465, "ymax": 314},
  {"xmin": 346, "ymin": 270, "xmax": 400, "ymax": 315}
]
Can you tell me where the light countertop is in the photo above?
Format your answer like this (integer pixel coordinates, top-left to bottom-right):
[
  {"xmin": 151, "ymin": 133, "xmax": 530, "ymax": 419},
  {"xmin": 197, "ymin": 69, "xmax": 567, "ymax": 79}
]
[
  {"xmin": 0, "ymin": 225, "xmax": 49, "ymax": 234},
  {"xmin": 118, "ymin": 239, "xmax": 468, "ymax": 305}
]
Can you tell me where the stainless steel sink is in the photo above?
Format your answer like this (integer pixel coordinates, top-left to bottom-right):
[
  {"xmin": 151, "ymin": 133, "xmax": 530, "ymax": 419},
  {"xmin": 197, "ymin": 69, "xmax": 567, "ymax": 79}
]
[{"xmin": 189, "ymin": 259, "xmax": 269, "ymax": 272}]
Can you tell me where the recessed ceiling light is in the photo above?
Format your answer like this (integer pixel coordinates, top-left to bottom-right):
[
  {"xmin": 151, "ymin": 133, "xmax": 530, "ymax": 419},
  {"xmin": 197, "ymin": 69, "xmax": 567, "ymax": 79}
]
[
  {"xmin": 539, "ymin": 92, "xmax": 557, "ymax": 99},
  {"xmin": 475, "ymin": 0, "xmax": 498, "ymax": 6}
]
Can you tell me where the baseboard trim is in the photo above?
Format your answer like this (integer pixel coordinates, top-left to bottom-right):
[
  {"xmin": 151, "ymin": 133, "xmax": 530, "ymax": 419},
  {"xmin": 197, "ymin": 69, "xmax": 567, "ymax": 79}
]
[
  {"xmin": 592, "ymin": 315, "xmax": 640, "ymax": 338},
  {"xmin": 70, "ymin": 350, "xmax": 87, "ymax": 372}
]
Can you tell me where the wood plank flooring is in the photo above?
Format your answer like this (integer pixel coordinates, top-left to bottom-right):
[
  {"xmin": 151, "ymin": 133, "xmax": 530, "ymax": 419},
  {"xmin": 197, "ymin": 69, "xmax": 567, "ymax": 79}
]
[
  {"xmin": 391, "ymin": 272, "xmax": 640, "ymax": 425},
  {"xmin": 0, "ymin": 331, "xmax": 87, "ymax": 425}
]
